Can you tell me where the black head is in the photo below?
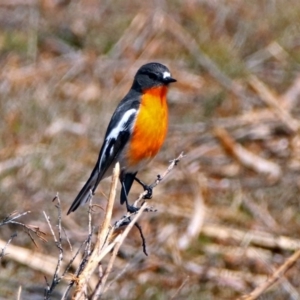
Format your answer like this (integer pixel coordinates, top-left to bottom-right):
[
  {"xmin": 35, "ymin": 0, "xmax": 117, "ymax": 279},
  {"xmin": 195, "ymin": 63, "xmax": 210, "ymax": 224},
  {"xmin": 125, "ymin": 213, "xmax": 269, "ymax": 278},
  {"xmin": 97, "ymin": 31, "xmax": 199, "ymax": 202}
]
[{"xmin": 132, "ymin": 62, "xmax": 176, "ymax": 91}]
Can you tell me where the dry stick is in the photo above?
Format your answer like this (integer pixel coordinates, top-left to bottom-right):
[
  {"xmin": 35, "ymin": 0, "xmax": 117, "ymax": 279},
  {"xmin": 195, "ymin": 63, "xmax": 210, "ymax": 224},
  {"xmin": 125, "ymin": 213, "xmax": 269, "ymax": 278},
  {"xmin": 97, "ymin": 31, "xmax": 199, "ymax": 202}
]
[
  {"xmin": 75, "ymin": 154, "xmax": 184, "ymax": 298},
  {"xmin": 170, "ymin": 275, "xmax": 190, "ymax": 300},
  {"xmin": 111, "ymin": 152, "xmax": 185, "ymax": 251},
  {"xmin": 61, "ymin": 198, "xmax": 96, "ymax": 300},
  {"xmin": 73, "ymin": 163, "xmax": 119, "ymax": 300},
  {"xmin": 0, "ymin": 211, "xmax": 31, "ymax": 226},
  {"xmin": 248, "ymin": 75, "xmax": 299, "ymax": 132},
  {"xmin": 102, "ymin": 150, "xmax": 184, "ymax": 291},
  {"xmin": 0, "ymin": 233, "xmax": 17, "ymax": 259},
  {"xmin": 43, "ymin": 195, "xmax": 64, "ymax": 299},
  {"xmin": 133, "ymin": 152, "xmax": 185, "ymax": 208},
  {"xmin": 94, "ymin": 153, "xmax": 184, "ymax": 296},
  {"xmin": 240, "ymin": 248, "xmax": 300, "ymax": 300},
  {"xmin": 241, "ymin": 195, "xmax": 300, "ymax": 299},
  {"xmin": 0, "ymin": 210, "xmax": 46, "ymax": 244},
  {"xmin": 17, "ymin": 286, "xmax": 22, "ymax": 300},
  {"xmin": 280, "ymin": 74, "xmax": 300, "ymax": 111},
  {"xmin": 85, "ymin": 195, "xmax": 94, "ymax": 256},
  {"xmin": 201, "ymin": 224, "xmax": 300, "ymax": 251},
  {"xmin": 61, "ymin": 237, "xmax": 94, "ymax": 300},
  {"xmin": 213, "ymin": 126, "xmax": 282, "ymax": 181},
  {"xmin": 185, "ymin": 261, "xmax": 266, "ymax": 292},
  {"xmin": 91, "ymin": 203, "xmax": 149, "ymax": 299},
  {"xmin": 97, "ymin": 163, "xmax": 118, "ymax": 253},
  {"xmin": 0, "ymin": 237, "xmax": 62, "ymax": 273}
]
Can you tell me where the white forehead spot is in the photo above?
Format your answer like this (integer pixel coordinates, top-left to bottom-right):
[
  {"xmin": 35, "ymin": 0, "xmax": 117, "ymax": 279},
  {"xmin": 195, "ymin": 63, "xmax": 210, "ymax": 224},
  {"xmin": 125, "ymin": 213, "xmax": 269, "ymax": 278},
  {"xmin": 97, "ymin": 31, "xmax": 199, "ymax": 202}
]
[{"xmin": 163, "ymin": 71, "xmax": 171, "ymax": 79}]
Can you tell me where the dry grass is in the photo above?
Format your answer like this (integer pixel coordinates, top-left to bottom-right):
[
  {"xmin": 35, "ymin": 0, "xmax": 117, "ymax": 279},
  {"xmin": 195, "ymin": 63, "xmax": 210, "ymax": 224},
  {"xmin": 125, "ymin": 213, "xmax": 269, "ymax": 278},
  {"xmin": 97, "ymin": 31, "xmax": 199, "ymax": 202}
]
[{"xmin": 1, "ymin": 0, "xmax": 300, "ymax": 299}]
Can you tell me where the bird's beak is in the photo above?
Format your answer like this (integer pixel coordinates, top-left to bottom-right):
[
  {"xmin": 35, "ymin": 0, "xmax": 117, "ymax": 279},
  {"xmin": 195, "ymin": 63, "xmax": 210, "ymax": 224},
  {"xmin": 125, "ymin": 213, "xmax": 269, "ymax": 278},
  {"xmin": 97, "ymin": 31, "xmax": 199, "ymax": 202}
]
[
  {"xmin": 167, "ymin": 77, "xmax": 177, "ymax": 83},
  {"xmin": 163, "ymin": 76, "xmax": 177, "ymax": 84},
  {"xmin": 162, "ymin": 71, "xmax": 177, "ymax": 84}
]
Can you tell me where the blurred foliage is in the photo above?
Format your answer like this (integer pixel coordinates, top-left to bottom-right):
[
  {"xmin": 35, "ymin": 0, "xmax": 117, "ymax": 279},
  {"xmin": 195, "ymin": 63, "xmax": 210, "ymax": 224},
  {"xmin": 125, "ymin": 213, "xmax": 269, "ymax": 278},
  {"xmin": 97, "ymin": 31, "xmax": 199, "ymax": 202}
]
[{"xmin": 1, "ymin": 0, "xmax": 300, "ymax": 299}]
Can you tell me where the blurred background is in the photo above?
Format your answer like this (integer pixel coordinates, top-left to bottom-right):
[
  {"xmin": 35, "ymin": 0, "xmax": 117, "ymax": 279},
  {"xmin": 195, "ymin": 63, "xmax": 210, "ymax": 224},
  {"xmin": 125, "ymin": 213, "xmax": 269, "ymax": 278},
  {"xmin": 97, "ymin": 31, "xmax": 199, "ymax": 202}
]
[{"xmin": 1, "ymin": 0, "xmax": 300, "ymax": 299}]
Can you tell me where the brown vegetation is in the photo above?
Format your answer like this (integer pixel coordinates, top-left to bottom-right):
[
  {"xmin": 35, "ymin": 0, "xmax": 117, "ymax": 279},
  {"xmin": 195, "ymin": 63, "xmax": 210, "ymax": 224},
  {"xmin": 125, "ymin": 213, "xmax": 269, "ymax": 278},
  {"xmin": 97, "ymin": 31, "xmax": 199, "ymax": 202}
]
[{"xmin": 1, "ymin": 1, "xmax": 300, "ymax": 299}]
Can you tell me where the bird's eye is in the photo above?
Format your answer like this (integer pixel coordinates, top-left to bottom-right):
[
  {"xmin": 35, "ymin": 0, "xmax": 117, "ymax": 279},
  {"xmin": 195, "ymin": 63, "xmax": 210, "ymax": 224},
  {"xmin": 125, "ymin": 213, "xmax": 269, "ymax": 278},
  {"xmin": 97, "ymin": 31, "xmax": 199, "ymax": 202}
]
[{"xmin": 148, "ymin": 73, "xmax": 158, "ymax": 80}]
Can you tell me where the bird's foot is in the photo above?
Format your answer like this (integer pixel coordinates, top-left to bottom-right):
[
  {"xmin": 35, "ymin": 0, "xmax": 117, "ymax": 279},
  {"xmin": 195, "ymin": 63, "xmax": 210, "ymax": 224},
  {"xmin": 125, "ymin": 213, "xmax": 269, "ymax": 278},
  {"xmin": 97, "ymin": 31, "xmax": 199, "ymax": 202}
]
[
  {"xmin": 143, "ymin": 185, "xmax": 152, "ymax": 199},
  {"xmin": 134, "ymin": 177, "xmax": 153, "ymax": 199},
  {"xmin": 127, "ymin": 204, "xmax": 140, "ymax": 213}
]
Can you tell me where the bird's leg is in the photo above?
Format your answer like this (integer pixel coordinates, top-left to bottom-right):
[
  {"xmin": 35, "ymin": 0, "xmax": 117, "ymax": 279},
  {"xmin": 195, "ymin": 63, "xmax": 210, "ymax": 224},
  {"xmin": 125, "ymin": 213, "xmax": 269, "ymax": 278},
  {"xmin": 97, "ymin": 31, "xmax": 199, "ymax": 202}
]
[
  {"xmin": 121, "ymin": 181, "xmax": 139, "ymax": 213},
  {"xmin": 134, "ymin": 177, "xmax": 152, "ymax": 199}
]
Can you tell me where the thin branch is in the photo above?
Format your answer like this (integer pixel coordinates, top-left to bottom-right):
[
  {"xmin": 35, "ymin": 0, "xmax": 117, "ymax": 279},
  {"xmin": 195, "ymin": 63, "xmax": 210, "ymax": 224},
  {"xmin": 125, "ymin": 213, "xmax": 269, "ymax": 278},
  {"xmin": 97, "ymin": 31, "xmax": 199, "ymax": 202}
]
[
  {"xmin": 133, "ymin": 152, "xmax": 185, "ymax": 208},
  {"xmin": 134, "ymin": 222, "xmax": 147, "ymax": 256},
  {"xmin": 171, "ymin": 276, "xmax": 190, "ymax": 299},
  {"xmin": 0, "ymin": 210, "xmax": 46, "ymax": 245},
  {"xmin": 240, "ymin": 248, "xmax": 300, "ymax": 300},
  {"xmin": 60, "ymin": 235, "xmax": 93, "ymax": 300},
  {"xmin": 0, "ymin": 233, "xmax": 17, "ymax": 259},
  {"xmin": 73, "ymin": 163, "xmax": 119, "ymax": 300},
  {"xmin": 43, "ymin": 194, "xmax": 64, "ymax": 299},
  {"xmin": 93, "ymin": 202, "xmax": 149, "ymax": 299},
  {"xmin": 0, "ymin": 211, "xmax": 31, "ymax": 226},
  {"xmin": 71, "ymin": 154, "xmax": 183, "ymax": 298}
]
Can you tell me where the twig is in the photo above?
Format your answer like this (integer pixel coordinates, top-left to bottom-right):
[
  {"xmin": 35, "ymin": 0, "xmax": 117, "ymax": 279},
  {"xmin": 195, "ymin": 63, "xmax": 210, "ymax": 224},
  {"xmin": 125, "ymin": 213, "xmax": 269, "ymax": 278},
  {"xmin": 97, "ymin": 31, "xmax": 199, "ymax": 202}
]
[
  {"xmin": 97, "ymin": 164, "xmax": 118, "ymax": 253},
  {"xmin": 17, "ymin": 286, "xmax": 22, "ymax": 300},
  {"xmin": 178, "ymin": 174, "xmax": 206, "ymax": 250},
  {"xmin": 213, "ymin": 127, "xmax": 281, "ymax": 181},
  {"xmin": 134, "ymin": 222, "xmax": 148, "ymax": 256},
  {"xmin": 62, "ymin": 226, "xmax": 72, "ymax": 252},
  {"xmin": 248, "ymin": 75, "xmax": 299, "ymax": 132},
  {"xmin": 60, "ymin": 235, "xmax": 93, "ymax": 300},
  {"xmin": 133, "ymin": 152, "xmax": 185, "ymax": 208},
  {"xmin": 201, "ymin": 224, "xmax": 300, "ymax": 251},
  {"xmin": 171, "ymin": 276, "xmax": 190, "ymax": 299},
  {"xmin": 95, "ymin": 202, "xmax": 149, "ymax": 299},
  {"xmin": 0, "ymin": 210, "xmax": 46, "ymax": 245},
  {"xmin": 43, "ymin": 194, "xmax": 64, "ymax": 299},
  {"xmin": 85, "ymin": 194, "xmax": 94, "ymax": 256},
  {"xmin": 185, "ymin": 261, "xmax": 266, "ymax": 292},
  {"xmin": 61, "ymin": 194, "xmax": 95, "ymax": 299},
  {"xmin": 240, "ymin": 248, "xmax": 300, "ymax": 300},
  {"xmin": 0, "ymin": 211, "xmax": 31, "ymax": 226},
  {"xmin": 0, "ymin": 233, "xmax": 17, "ymax": 259},
  {"xmin": 72, "ymin": 154, "xmax": 183, "ymax": 298},
  {"xmin": 73, "ymin": 163, "xmax": 119, "ymax": 299}
]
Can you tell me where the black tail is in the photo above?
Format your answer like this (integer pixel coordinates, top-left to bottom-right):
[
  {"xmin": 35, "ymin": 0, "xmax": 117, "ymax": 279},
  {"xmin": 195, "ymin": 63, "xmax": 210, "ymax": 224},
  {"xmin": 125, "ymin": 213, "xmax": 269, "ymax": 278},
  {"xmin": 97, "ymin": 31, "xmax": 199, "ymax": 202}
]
[
  {"xmin": 120, "ymin": 172, "xmax": 137, "ymax": 205},
  {"xmin": 67, "ymin": 169, "xmax": 99, "ymax": 214}
]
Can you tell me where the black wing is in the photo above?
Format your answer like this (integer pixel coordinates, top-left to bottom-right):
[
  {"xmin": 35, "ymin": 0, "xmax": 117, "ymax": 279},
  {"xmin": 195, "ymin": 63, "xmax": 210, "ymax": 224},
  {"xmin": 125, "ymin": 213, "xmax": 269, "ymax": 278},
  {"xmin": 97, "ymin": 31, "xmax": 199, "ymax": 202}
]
[{"xmin": 67, "ymin": 90, "xmax": 140, "ymax": 214}]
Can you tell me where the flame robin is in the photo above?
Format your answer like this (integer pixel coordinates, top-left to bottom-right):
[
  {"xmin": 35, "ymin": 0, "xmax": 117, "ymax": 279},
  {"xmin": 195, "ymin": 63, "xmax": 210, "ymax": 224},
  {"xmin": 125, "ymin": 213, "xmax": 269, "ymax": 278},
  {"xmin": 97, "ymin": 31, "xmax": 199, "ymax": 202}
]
[{"xmin": 67, "ymin": 62, "xmax": 176, "ymax": 214}]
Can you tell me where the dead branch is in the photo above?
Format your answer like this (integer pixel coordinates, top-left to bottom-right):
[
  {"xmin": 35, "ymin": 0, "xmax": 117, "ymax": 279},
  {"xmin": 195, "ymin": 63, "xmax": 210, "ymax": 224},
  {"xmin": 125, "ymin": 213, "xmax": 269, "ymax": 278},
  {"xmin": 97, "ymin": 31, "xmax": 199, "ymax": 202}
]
[
  {"xmin": 280, "ymin": 74, "xmax": 300, "ymax": 111},
  {"xmin": 248, "ymin": 75, "xmax": 299, "ymax": 132},
  {"xmin": 201, "ymin": 224, "xmax": 300, "ymax": 251},
  {"xmin": 71, "ymin": 153, "xmax": 183, "ymax": 298},
  {"xmin": 213, "ymin": 127, "xmax": 282, "ymax": 181},
  {"xmin": 185, "ymin": 261, "xmax": 267, "ymax": 292},
  {"xmin": 240, "ymin": 248, "xmax": 300, "ymax": 300},
  {"xmin": 0, "ymin": 210, "xmax": 46, "ymax": 247},
  {"xmin": 132, "ymin": 152, "xmax": 185, "ymax": 208},
  {"xmin": 0, "ymin": 238, "xmax": 62, "ymax": 274},
  {"xmin": 178, "ymin": 173, "xmax": 206, "ymax": 250},
  {"xmin": 91, "ymin": 203, "xmax": 149, "ymax": 299},
  {"xmin": 0, "ymin": 233, "xmax": 17, "ymax": 259},
  {"xmin": 43, "ymin": 194, "xmax": 64, "ymax": 299},
  {"xmin": 73, "ymin": 163, "xmax": 119, "ymax": 299}
]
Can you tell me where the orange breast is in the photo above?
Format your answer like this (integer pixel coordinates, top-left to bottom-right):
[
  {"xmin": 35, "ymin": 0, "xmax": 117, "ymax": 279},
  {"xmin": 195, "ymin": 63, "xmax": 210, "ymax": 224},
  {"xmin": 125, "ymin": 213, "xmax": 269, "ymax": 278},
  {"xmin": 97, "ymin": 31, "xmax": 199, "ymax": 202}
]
[{"xmin": 127, "ymin": 86, "xmax": 168, "ymax": 167}]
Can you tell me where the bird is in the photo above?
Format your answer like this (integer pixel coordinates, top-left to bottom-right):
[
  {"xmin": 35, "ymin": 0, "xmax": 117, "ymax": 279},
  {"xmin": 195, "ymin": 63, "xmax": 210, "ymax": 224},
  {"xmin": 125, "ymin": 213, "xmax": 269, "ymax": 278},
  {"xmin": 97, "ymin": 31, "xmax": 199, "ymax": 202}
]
[{"xmin": 67, "ymin": 62, "xmax": 176, "ymax": 215}]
